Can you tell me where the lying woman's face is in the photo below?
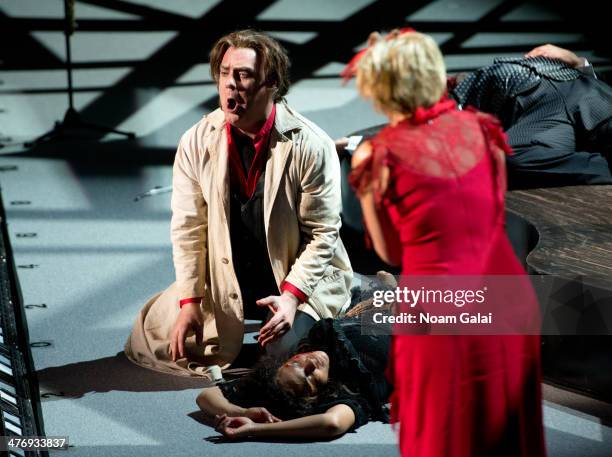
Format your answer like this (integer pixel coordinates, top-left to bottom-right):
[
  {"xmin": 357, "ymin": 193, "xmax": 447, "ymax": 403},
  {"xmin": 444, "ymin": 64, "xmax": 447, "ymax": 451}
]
[{"xmin": 275, "ymin": 351, "xmax": 330, "ymax": 397}]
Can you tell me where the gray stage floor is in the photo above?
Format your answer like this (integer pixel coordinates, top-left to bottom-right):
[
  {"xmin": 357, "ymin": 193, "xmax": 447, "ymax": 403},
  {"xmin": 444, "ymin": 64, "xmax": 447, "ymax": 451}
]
[{"xmin": 1, "ymin": 1, "xmax": 611, "ymax": 456}]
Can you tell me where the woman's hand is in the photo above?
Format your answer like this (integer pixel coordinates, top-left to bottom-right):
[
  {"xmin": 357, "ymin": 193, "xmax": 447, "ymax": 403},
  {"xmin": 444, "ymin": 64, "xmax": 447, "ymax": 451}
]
[
  {"xmin": 214, "ymin": 405, "xmax": 355, "ymax": 439},
  {"xmin": 215, "ymin": 414, "xmax": 256, "ymax": 439},
  {"xmin": 244, "ymin": 407, "xmax": 282, "ymax": 423}
]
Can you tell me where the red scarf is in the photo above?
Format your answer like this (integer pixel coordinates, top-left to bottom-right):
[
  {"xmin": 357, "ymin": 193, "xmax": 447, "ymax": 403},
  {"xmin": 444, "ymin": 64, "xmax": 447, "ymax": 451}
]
[{"xmin": 226, "ymin": 104, "xmax": 276, "ymax": 198}]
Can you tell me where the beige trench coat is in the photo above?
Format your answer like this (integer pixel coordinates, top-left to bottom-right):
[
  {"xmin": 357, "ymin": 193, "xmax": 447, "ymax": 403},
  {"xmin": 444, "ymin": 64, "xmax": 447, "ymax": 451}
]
[{"xmin": 125, "ymin": 103, "xmax": 353, "ymax": 377}]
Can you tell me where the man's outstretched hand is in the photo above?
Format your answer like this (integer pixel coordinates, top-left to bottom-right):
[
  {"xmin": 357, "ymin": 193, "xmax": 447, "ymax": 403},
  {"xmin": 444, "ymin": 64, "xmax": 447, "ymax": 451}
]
[
  {"xmin": 525, "ymin": 44, "xmax": 585, "ymax": 68},
  {"xmin": 170, "ymin": 301, "xmax": 203, "ymax": 361},
  {"xmin": 256, "ymin": 292, "xmax": 299, "ymax": 347}
]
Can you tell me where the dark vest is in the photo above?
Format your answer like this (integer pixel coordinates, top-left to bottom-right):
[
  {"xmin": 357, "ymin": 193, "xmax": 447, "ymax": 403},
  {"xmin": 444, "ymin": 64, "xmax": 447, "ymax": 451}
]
[{"xmin": 229, "ymin": 143, "xmax": 279, "ymax": 321}]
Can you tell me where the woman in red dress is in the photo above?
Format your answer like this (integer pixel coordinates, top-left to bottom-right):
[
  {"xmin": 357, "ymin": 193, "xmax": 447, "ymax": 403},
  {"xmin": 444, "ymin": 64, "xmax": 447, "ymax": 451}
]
[{"xmin": 350, "ymin": 32, "xmax": 546, "ymax": 457}]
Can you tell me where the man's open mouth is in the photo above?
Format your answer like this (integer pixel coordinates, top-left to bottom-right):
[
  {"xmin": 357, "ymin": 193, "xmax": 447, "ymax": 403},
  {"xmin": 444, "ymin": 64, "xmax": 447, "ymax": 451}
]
[{"xmin": 226, "ymin": 97, "xmax": 244, "ymax": 114}]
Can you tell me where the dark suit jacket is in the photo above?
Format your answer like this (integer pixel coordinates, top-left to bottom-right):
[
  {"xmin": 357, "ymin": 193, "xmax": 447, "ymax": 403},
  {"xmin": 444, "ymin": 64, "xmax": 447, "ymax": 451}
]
[{"xmin": 451, "ymin": 57, "xmax": 612, "ymax": 188}]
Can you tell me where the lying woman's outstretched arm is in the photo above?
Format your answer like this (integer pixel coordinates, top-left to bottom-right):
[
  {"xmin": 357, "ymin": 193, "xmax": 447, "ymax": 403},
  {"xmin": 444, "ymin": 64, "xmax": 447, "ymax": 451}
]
[
  {"xmin": 214, "ymin": 404, "xmax": 356, "ymax": 439},
  {"xmin": 197, "ymin": 387, "xmax": 280, "ymax": 423}
]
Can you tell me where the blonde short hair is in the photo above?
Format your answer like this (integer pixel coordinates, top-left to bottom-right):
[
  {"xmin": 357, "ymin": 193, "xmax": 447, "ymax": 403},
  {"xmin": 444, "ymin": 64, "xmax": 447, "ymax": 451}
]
[{"xmin": 356, "ymin": 32, "xmax": 446, "ymax": 114}]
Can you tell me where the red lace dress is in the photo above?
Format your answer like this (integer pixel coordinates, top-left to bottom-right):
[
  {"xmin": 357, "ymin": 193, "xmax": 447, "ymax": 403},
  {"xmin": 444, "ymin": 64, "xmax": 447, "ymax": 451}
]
[{"xmin": 350, "ymin": 99, "xmax": 546, "ymax": 457}]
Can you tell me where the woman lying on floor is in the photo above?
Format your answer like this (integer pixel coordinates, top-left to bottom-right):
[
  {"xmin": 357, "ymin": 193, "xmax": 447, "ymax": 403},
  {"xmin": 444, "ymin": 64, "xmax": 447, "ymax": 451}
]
[{"xmin": 196, "ymin": 275, "xmax": 394, "ymax": 439}]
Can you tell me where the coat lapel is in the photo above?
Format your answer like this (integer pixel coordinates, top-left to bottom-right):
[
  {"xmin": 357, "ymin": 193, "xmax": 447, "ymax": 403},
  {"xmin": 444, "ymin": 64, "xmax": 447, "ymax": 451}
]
[
  {"xmin": 207, "ymin": 116, "xmax": 230, "ymax": 225},
  {"xmin": 263, "ymin": 133, "xmax": 292, "ymax": 235},
  {"xmin": 263, "ymin": 103, "xmax": 301, "ymax": 235}
]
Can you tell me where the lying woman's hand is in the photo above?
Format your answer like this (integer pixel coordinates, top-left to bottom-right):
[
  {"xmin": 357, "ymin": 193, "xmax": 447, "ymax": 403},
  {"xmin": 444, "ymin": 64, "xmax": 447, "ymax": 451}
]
[
  {"xmin": 244, "ymin": 407, "xmax": 282, "ymax": 423},
  {"xmin": 215, "ymin": 414, "xmax": 255, "ymax": 439}
]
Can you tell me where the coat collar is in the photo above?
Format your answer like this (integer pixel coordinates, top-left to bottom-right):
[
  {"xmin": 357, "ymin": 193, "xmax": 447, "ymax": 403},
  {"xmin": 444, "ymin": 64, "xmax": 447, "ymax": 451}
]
[{"xmin": 273, "ymin": 101, "xmax": 302, "ymax": 136}]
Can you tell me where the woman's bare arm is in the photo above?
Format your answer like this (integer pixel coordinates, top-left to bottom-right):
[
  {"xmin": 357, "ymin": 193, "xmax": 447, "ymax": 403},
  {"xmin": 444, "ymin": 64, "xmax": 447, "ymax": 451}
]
[
  {"xmin": 197, "ymin": 386, "xmax": 247, "ymax": 418},
  {"xmin": 216, "ymin": 404, "xmax": 356, "ymax": 439},
  {"xmin": 197, "ymin": 386, "xmax": 280, "ymax": 424}
]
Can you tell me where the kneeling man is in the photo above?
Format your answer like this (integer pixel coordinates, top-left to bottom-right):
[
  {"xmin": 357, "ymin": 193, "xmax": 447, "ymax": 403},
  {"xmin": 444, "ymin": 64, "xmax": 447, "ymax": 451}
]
[{"xmin": 126, "ymin": 30, "xmax": 352, "ymax": 377}]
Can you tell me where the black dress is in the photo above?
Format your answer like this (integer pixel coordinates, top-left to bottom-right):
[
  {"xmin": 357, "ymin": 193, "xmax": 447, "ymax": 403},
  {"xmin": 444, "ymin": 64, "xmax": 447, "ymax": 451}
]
[
  {"xmin": 220, "ymin": 317, "xmax": 391, "ymax": 431},
  {"xmin": 301, "ymin": 318, "xmax": 391, "ymax": 429}
]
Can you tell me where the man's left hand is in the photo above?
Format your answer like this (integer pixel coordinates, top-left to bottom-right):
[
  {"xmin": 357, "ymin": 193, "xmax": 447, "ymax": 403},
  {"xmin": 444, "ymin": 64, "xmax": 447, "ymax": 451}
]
[
  {"xmin": 525, "ymin": 44, "xmax": 584, "ymax": 68},
  {"xmin": 256, "ymin": 292, "xmax": 299, "ymax": 347}
]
